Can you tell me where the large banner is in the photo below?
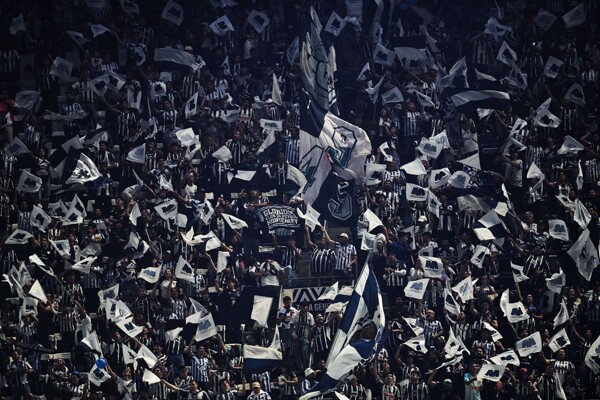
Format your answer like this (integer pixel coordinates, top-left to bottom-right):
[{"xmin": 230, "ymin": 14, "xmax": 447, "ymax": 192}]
[
  {"xmin": 282, "ymin": 286, "xmax": 331, "ymax": 313},
  {"xmin": 260, "ymin": 205, "xmax": 300, "ymax": 230}
]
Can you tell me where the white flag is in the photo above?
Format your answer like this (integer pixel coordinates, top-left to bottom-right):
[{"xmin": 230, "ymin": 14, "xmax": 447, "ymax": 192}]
[
  {"xmin": 546, "ymin": 269, "xmax": 566, "ymax": 294},
  {"xmin": 318, "ymin": 282, "xmax": 339, "ymax": 301},
  {"xmin": 458, "ymin": 152, "xmax": 481, "ymax": 170},
  {"xmin": 516, "ymin": 331, "xmax": 542, "ymax": 357},
  {"xmin": 357, "ymin": 62, "xmax": 372, "ymax": 83},
  {"xmin": 484, "ymin": 322, "xmax": 503, "ymax": 342},
  {"xmin": 66, "ymin": 153, "xmax": 102, "ymax": 184},
  {"xmin": 247, "ymin": 10, "xmax": 270, "ymax": 34},
  {"xmin": 404, "ymin": 334, "xmax": 427, "ymax": 353},
  {"xmin": 373, "ymin": 44, "xmax": 395, "ymax": 66},
  {"xmin": 221, "ymin": 213, "xmax": 248, "ymax": 230},
  {"xmin": 324, "ymin": 11, "xmax": 346, "ymax": 36},
  {"xmin": 5, "ymin": 229, "xmax": 33, "ymax": 245},
  {"xmin": 420, "ymin": 256, "xmax": 443, "ymax": 279},
  {"xmin": 567, "ymin": 229, "xmax": 598, "ymax": 281},
  {"xmin": 548, "ymin": 328, "xmax": 571, "ymax": 353},
  {"xmin": 429, "ymin": 168, "xmax": 451, "ymax": 188},
  {"xmin": 448, "ymin": 171, "xmax": 471, "ymax": 189},
  {"xmin": 444, "ymin": 289, "xmax": 461, "ymax": 316},
  {"xmin": 82, "ymin": 331, "xmax": 103, "ymax": 356},
  {"xmin": 90, "ymin": 24, "xmax": 111, "ymax": 37},
  {"xmin": 381, "ymin": 87, "xmax": 404, "ymax": 105},
  {"xmin": 70, "ymin": 256, "xmax": 97, "ymax": 274},
  {"xmin": 497, "ymin": 41, "xmax": 517, "ymax": 66},
  {"xmin": 406, "ymin": 183, "xmax": 428, "ymax": 202},
  {"xmin": 400, "ymin": 158, "xmax": 427, "ymax": 176},
  {"xmin": 10, "ymin": 14, "xmax": 27, "ymax": 35},
  {"xmin": 526, "ymin": 162, "xmax": 545, "ymax": 179},
  {"xmin": 286, "ymin": 37, "xmax": 299, "ymax": 65},
  {"xmin": 17, "ymin": 170, "xmax": 42, "ymax": 193},
  {"xmin": 506, "ymin": 302, "xmax": 530, "ymax": 323},
  {"xmin": 116, "ymin": 316, "xmax": 144, "ymax": 338},
  {"xmin": 89, "ymin": 364, "xmax": 111, "ymax": 386},
  {"xmin": 452, "ymin": 276, "xmax": 474, "ymax": 302},
  {"xmin": 271, "ymin": 73, "xmax": 282, "ymax": 106},
  {"xmin": 510, "ymin": 262, "xmax": 529, "ymax": 283},
  {"xmin": 478, "ymin": 363, "xmax": 506, "ymax": 382},
  {"xmin": 30, "ymin": 205, "xmax": 52, "ymax": 232},
  {"xmin": 185, "ymin": 92, "xmax": 199, "ymax": 119},
  {"xmin": 212, "ymin": 146, "xmax": 233, "ymax": 162},
  {"xmin": 28, "ymin": 280, "xmax": 48, "ymax": 303},
  {"xmin": 415, "ymin": 91, "xmax": 436, "ymax": 108},
  {"xmin": 66, "ymin": 30, "xmax": 91, "ymax": 47},
  {"xmin": 209, "ymin": 15, "xmax": 234, "ymax": 36},
  {"xmin": 175, "ymin": 256, "xmax": 195, "ymax": 283},
  {"xmin": 126, "ymin": 143, "xmax": 146, "ymax": 164},
  {"xmin": 417, "ymin": 137, "xmax": 441, "ymax": 159},
  {"xmin": 490, "ymin": 350, "xmax": 520, "ymax": 366},
  {"xmin": 445, "ymin": 327, "xmax": 470, "ymax": 358},
  {"xmin": 574, "ymin": 199, "xmax": 592, "ymax": 229},
  {"xmin": 139, "ymin": 266, "xmax": 161, "ymax": 283},
  {"xmin": 252, "ymin": 295, "xmax": 273, "ymax": 327},
  {"xmin": 15, "ymin": 91, "xmax": 40, "ymax": 111},
  {"xmin": 564, "ymin": 82, "xmax": 585, "ymax": 106},
  {"xmin": 534, "ymin": 9, "xmax": 557, "ymax": 31},
  {"xmin": 485, "ymin": 17, "xmax": 512, "ymax": 39},
  {"xmin": 508, "ymin": 65, "xmax": 528, "ymax": 90},
  {"xmin": 471, "ymin": 245, "xmax": 490, "ymax": 268},
  {"xmin": 5, "ymin": 137, "xmax": 30, "ymax": 157},
  {"xmin": 404, "ymin": 278, "xmax": 429, "ymax": 299},
  {"xmin": 142, "ymin": 369, "xmax": 161, "ymax": 384},
  {"xmin": 544, "ymin": 56, "xmax": 563, "ymax": 78},
  {"xmin": 557, "ymin": 135, "xmax": 585, "ymax": 155},
  {"xmin": 584, "ymin": 335, "xmax": 600, "ymax": 373},
  {"xmin": 195, "ymin": 313, "xmax": 218, "ymax": 341},
  {"xmin": 553, "ymin": 300, "xmax": 571, "ymax": 328},
  {"xmin": 50, "ymin": 57, "xmax": 73, "ymax": 81},
  {"xmin": 548, "ymin": 219, "xmax": 569, "ymax": 241},
  {"xmin": 562, "ymin": 2, "xmax": 586, "ymax": 29},
  {"xmin": 365, "ymin": 76, "xmax": 384, "ymax": 103},
  {"xmin": 161, "ymin": 0, "xmax": 184, "ymax": 25}
]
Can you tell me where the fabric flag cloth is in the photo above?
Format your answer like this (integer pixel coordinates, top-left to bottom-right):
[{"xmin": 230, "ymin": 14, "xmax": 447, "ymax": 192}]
[
  {"xmin": 584, "ymin": 335, "xmax": 600, "ymax": 374},
  {"xmin": 221, "ymin": 213, "xmax": 248, "ymax": 230},
  {"xmin": 365, "ymin": 76, "xmax": 384, "ymax": 103},
  {"xmin": 15, "ymin": 91, "xmax": 40, "ymax": 111},
  {"xmin": 161, "ymin": 0, "xmax": 184, "ymax": 25},
  {"xmin": 209, "ymin": 15, "xmax": 234, "ymax": 36},
  {"xmin": 458, "ymin": 152, "xmax": 481, "ymax": 170},
  {"xmin": 154, "ymin": 48, "xmax": 198, "ymax": 71},
  {"xmin": 116, "ymin": 317, "xmax": 144, "ymax": 338},
  {"xmin": 490, "ymin": 350, "xmax": 520, "ymax": 366},
  {"xmin": 415, "ymin": 91, "xmax": 435, "ymax": 108},
  {"xmin": 89, "ymin": 364, "xmax": 111, "ymax": 386},
  {"xmin": 142, "ymin": 369, "xmax": 161, "ymax": 384},
  {"xmin": 439, "ymin": 57, "xmax": 468, "ymax": 90},
  {"xmin": 357, "ymin": 62, "xmax": 373, "ymax": 84},
  {"xmin": 548, "ymin": 219, "xmax": 569, "ymax": 241},
  {"xmin": 506, "ymin": 302, "xmax": 531, "ymax": 323},
  {"xmin": 363, "ymin": 209, "xmax": 384, "ymax": 232},
  {"xmin": 417, "ymin": 137, "xmax": 442, "ymax": 159},
  {"xmin": 403, "ymin": 317, "xmax": 424, "ymax": 336},
  {"xmin": 452, "ymin": 276, "xmax": 474, "ymax": 302},
  {"xmin": 535, "ymin": 8, "xmax": 557, "ymax": 31},
  {"xmin": 404, "ymin": 335, "xmax": 427, "ymax": 354},
  {"xmin": 247, "ymin": 10, "xmax": 270, "ymax": 34},
  {"xmin": 508, "ymin": 64, "xmax": 528, "ymax": 89},
  {"xmin": 300, "ymin": 262, "xmax": 385, "ymax": 400},
  {"xmin": 318, "ymin": 282, "xmax": 339, "ymax": 301},
  {"xmin": 400, "ymin": 159, "xmax": 427, "ymax": 176},
  {"xmin": 5, "ymin": 137, "xmax": 30, "ymax": 157},
  {"xmin": 138, "ymin": 266, "xmax": 161, "ymax": 284},
  {"xmin": 485, "ymin": 17, "xmax": 512, "ymax": 40},
  {"xmin": 546, "ymin": 269, "xmax": 566, "ymax": 294},
  {"xmin": 70, "ymin": 257, "xmax": 97, "ymax": 274},
  {"xmin": 251, "ymin": 295, "xmax": 273, "ymax": 327},
  {"xmin": 478, "ymin": 364, "xmax": 506, "ymax": 382},
  {"xmin": 557, "ymin": 135, "xmax": 585, "ymax": 155},
  {"xmin": 373, "ymin": 44, "xmax": 395, "ymax": 66},
  {"xmin": 405, "ymin": 183, "xmax": 428, "ymax": 202},
  {"xmin": 66, "ymin": 30, "xmax": 91, "ymax": 47},
  {"xmin": 50, "ymin": 57, "xmax": 73, "ymax": 81},
  {"xmin": 448, "ymin": 171, "xmax": 471, "ymax": 189},
  {"xmin": 81, "ymin": 331, "xmax": 103, "ymax": 357},
  {"xmin": 564, "ymin": 82, "xmax": 585, "ymax": 106},
  {"xmin": 175, "ymin": 256, "xmax": 195, "ymax": 283},
  {"xmin": 244, "ymin": 344, "xmax": 282, "ymax": 374},
  {"xmin": 324, "ymin": 11, "xmax": 346, "ymax": 37},
  {"xmin": 510, "ymin": 262, "xmax": 529, "ymax": 283},
  {"xmin": 212, "ymin": 146, "xmax": 233, "ymax": 162},
  {"xmin": 65, "ymin": 153, "xmax": 101, "ymax": 184},
  {"xmin": 444, "ymin": 288, "xmax": 461, "ymax": 316},
  {"xmin": 567, "ymin": 229, "xmax": 598, "ymax": 281},
  {"xmin": 497, "ymin": 41, "xmax": 517, "ymax": 66},
  {"xmin": 484, "ymin": 322, "xmax": 503, "ymax": 342},
  {"xmin": 90, "ymin": 24, "xmax": 111, "ymax": 37},
  {"xmin": 430, "ymin": 168, "xmax": 451, "ymax": 188},
  {"xmin": 184, "ymin": 92, "xmax": 199, "ymax": 119},
  {"xmin": 562, "ymin": 2, "xmax": 586, "ymax": 29},
  {"xmin": 30, "ymin": 205, "xmax": 52, "ymax": 232},
  {"xmin": 286, "ymin": 37, "xmax": 300, "ymax": 65},
  {"xmin": 404, "ymin": 278, "xmax": 429, "ymax": 299},
  {"xmin": 10, "ymin": 14, "xmax": 27, "ymax": 35},
  {"xmin": 271, "ymin": 73, "xmax": 282, "ymax": 106},
  {"xmin": 516, "ymin": 331, "xmax": 542, "ymax": 357},
  {"xmin": 548, "ymin": 328, "xmax": 571, "ymax": 353},
  {"xmin": 126, "ymin": 143, "xmax": 146, "ymax": 163},
  {"xmin": 17, "ymin": 170, "xmax": 42, "ymax": 193},
  {"xmin": 544, "ymin": 56, "xmax": 563, "ymax": 78},
  {"xmin": 450, "ymin": 90, "xmax": 511, "ymax": 112},
  {"xmin": 195, "ymin": 314, "xmax": 218, "ymax": 341},
  {"xmin": 28, "ymin": 280, "xmax": 48, "ymax": 303},
  {"xmin": 5, "ymin": 229, "xmax": 33, "ymax": 245},
  {"xmin": 381, "ymin": 87, "xmax": 404, "ymax": 105},
  {"xmin": 445, "ymin": 326, "xmax": 470, "ymax": 358}
]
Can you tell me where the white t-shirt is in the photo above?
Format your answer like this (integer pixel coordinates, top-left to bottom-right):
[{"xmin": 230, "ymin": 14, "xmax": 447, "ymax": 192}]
[{"xmin": 260, "ymin": 261, "xmax": 282, "ymax": 287}]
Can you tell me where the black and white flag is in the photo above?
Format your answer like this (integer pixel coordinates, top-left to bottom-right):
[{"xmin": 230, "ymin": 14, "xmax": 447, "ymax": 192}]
[
  {"xmin": 66, "ymin": 31, "xmax": 91, "ymax": 47},
  {"xmin": 248, "ymin": 10, "xmax": 270, "ymax": 34},
  {"xmin": 406, "ymin": 183, "xmax": 428, "ymax": 202},
  {"xmin": 415, "ymin": 91, "xmax": 436, "ymax": 108},
  {"xmin": 5, "ymin": 137, "xmax": 30, "ymax": 157},
  {"xmin": 209, "ymin": 15, "xmax": 234, "ymax": 36},
  {"xmin": 562, "ymin": 2, "xmax": 586, "ymax": 29},
  {"xmin": 404, "ymin": 278, "xmax": 429, "ymax": 300},
  {"xmin": 534, "ymin": 8, "xmax": 557, "ymax": 31},
  {"xmin": 490, "ymin": 350, "xmax": 520, "ymax": 366},
  {"xmin": 175, "ymin": 256, "xmax": 195, "ymax": 283},
  {"xmin": 31, "ymin": 205, "xmax": 52, "ymax": 232},
  {"xmin": 89, "ymin": 75, "xmax": 109, "ymax": 97},
  {"xmin": 548, "ymin": 328, "xmax": 571, "ymax": 353},
  {"xmin": 417, "ymin": 137, "xmax": 442, "ymax": 159},
  {"xmin": 65, "ymin": 153, "xmax": 102, "ymax": 184},
  {"xmin": 161, "ymin": 0, "xmax": 184, "ymax": 25},
  {"xmin": 357, "ymin": 62, "xmax": 372, "ymax": 84},
  {"xmin": 510, "ymin": 262, "xmax": 529, "ymax": 283},
  {"xmin": 420, "ymin": 256, "xmax": 443, "ymax": 279},
  {"xmin": 5, "ymin": 229, "xmax": 33, "ymax": 245},
  {"xmin": 286, "ymin": 37, "xmax": 299, "ymax": 65},
  {"xmin": 154, "ymin": 48, "xmax": 198, "ymax": 71},
  {"xmin": 584, "ymin": 335, "xmax": 600, "ymax": 374},
  {"xmin": 450, "ymin": 90, "xmax": 511, "ymax": 112},
  {"xmin": 105, "ymin": 70, "xmax": 126, "ymax": 92},
  {"xmin": 508, "ymin": 64, "xmax": 528, "ymax": 89},
  {"xmin": 478, "ymin": 363, "xmax": 506, "ymax": 382},
  {"xmin": 548, "ymin": 219, "xmax": 569, "ymax": 241},
  {"xmin": 553, "ymin": 300, "xmax": 570, "ymax": 327},
  {"xmin": 452, "ymin": 276, "xmax": 474, "ymax": 302},
  {"xmin": 17, "ymin": 170, "xmax": 42, "ymax": 193},
  {"xmin": 373, "ymin": 44, "xmax": 395, "ymax": 66},
  {"xmin": 567, "ymin": 228, "xmax": 598, "ymax": 281},
  {"xmin": 184, "ymin": 92, "xmax": 198, "ymax": 119},
  {"xmin": 573, "ymin": 199, "xmax": 592, "ymax": 229},
  {"xmin": 557, "ymin": 135, "xmax": 585, "ymax": 155},
  {"xmin": 546, "ymin": 269, "xmax": 566, "ymax": 294},
  {"xmin": 544, "ymin": 56, "xmax": 563, "ymax": 78},
  {"xmin": 429, "ymin": 168, "xmax": 451, "ymax": 188},
  {"xmin": 381, "ymin": 87, "xmax": 404, "ymax": 105},
  {"xmin": 534, "ymin": 98, "xmax": 561, "ymax": 128},
  {"xmin": 497, "ymin": 41, "xmax": 517, "ymax": 66},
  {"xmin": 564, "ymin": 82, "xmax": 585, "ymax": 106},
  {"xmin": 50, "ymin": 57, "xmax": 73, "ymax": 82},
  {"xmin": 90, "ymin": 24, "xmax": 111, "ymax": 37},
  {"xmin": 10, "ymin": 14, "xmax": 26, "ymax": 35},
  {"xmin": 15, "ymin": 91, "xmax": 40, "ymax": 111},
  {"xmin": 516, "ymin": 331, "xmax": 542, "ymax": 357},
  {"xmin": 324, "ymin": 11, "xmax": 346, "ymax": 37}
]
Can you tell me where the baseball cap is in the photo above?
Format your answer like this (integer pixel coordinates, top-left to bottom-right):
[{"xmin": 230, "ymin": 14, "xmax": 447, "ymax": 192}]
[
  {"xmin": 252, "ymin": 382, "xmax": 261, "ymax": 388},
  {"xmin": 184, "ymin": 46, "xmax": 194, "ymax": 51},
  {"xmin": 338, "ymin": 233, "xmax": 349, "ymax": 238},
  {"xmin": 305, "ymin": 368, "xmax": 315, "ymax": 376}
]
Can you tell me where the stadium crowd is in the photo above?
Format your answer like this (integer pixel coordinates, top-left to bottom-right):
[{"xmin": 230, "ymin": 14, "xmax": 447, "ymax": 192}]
[{"xmin": 0, "ymin": 0, "xmax": 599, "ymax": 399}]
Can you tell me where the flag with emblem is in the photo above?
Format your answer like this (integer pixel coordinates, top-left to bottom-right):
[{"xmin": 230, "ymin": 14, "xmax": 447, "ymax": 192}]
[
  {"xmin": 497, "ymin": 41, "xmax": 517, "ymax": 66},
  {"xmin": 564, "ymin": 82, "xmax": 585, "ymax": 106},
  {"xmin": 324, "ymin": 11, "xmax": 346, "ymax": 37},
  {"xmin": 10, "ymin": 14, "xmax": 26, "ymax": 35},
  {"xmin": 478, "ymin": 363, "xmax": 505, "ymax": 382},
  {"xmin": 4, "ymin": 137, "xmax": 30, "ymax": 157},
  {"xmin": 567, "ymin": 228, "xmax": 598, "ymax": 281},
  {"xmin": 534, "ymin": 9, "xmax": 557, "ymax": 31},
  {"xmin": 50, "ymin": 56, "xmax": 73, "ymax": 82},
  {"xmin": 161, "ymin": 0, "xmax": 184, "ymax": 25},
  {"xmin": 373, "ymin": 44, "xmax": 395, "ymax": 66},
  {"xmin": 30, "ymin": 205, "xmax": 52, "ymax": 232},
  {"xmin": 562, "ymin": 2, "xmax": 586, "ymax": 29},
  {"xmin": 175, "ymin": 256, "xmax": 195, "ymax": 283},
  {"xmin": 404, "ymin": 278, "xmax": 429, "ymax": 299},
  {"xmin": 209, "ymin": 15, "xmax": 234, "ymax": 36},
  {"xmin": 65, "ymin": 153, "xmax": 101, "ymax": 184},
  {"xmin": 16, "ymin": 170, "xmax": 42, "ymax": 193},
  {"xmin": 516, "ymin": 331, "xmax": 542, "ymax": 357},
  {"xmin": 126, "ymin": 143, "xmax": 146, "ymax": 164},
  {"xmin": 544, "ymin": 56, "xmax": 563, "ymax": 78},
  {"xmin": 247, "ymin": 10, "xmax": 270, "ymax": 34}
]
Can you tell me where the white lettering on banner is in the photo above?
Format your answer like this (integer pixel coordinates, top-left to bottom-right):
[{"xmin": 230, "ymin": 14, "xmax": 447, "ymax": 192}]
[
  {"xmin": 261, "ymin": 206, "xmax": 300, "ymax": 230},
  {"xmin": 287, "ymin": 286, "xmax": 343, "ymax": 312}
]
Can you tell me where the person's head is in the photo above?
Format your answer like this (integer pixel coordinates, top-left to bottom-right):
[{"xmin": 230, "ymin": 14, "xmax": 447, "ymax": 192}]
[
  {"xmin": 556, "ymin": 348, "xmax": 567, "ymax": 360},
  {"xmin": 219, "ymin": 378, "xmax": 230, "ymax": 393},
  {"xmin": 71, "ymin": 371, "xmax": 81, "ymax": 384},
  {"xmin": 338, "ymin": 232, "xmax": 349, "ymax": 245},
  {"xmin": 252, "ymin": 382, "xmax": 261, "ymax": 393},
  {"xmin": 410, "ymin": 370, "xmax": 420, "ymax": 382},
  {"xmin": 299, "ymin": 301, "xmax": 309, "ymax": 313},
  {"xmin": 544, "ymin": 365, "xmax": 554, "ymax": 377},
  {"xmin": 470, "ymin": 363, "xmax": 480, "ymax": 373},
  {"xmin": 384, "ymin": 372, "xmax": 395, "ymax": 385},
  {"xmin": 283, "ymin": 296, "xmax": 292, "ymax": 308},
  {"xmin": 426, "ymin": 309, "xmax": 436, "ymax": 321}
]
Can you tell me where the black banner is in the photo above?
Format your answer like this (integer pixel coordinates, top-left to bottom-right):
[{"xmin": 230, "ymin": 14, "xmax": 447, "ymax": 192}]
[{"xmin": 260, "ymin": 205, "xmax": 300, "ymax": 230}]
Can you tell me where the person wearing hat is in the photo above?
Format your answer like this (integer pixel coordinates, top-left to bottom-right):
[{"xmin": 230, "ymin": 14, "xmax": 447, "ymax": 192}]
[
  {"xmin": 247, "ymin": 381, "xmax": 271, "ymax": 400},
  {"xmin": 65, "ymin": 370, "xmax": 85, "ymax": 399},
  {"xmin": 322, "ymin": 227, "xmax": 357, "ymax": 285},
  {"xmin": 301, "ymin": 369, "xmax": 319, "ymax": 395}
]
